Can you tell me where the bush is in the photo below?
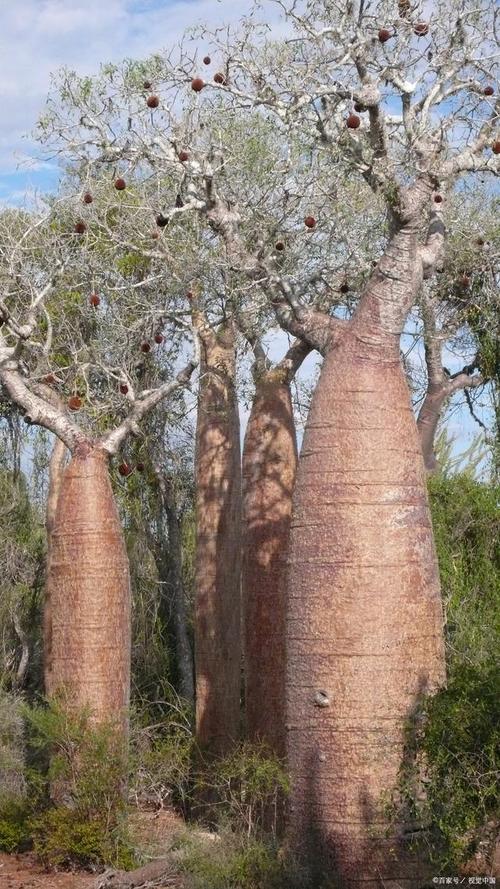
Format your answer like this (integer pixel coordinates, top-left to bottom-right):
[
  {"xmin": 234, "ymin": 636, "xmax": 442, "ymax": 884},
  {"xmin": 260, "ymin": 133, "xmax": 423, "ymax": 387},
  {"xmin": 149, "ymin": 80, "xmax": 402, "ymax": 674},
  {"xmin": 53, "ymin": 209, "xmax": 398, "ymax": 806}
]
[
  {"xmin": 194, "ymin": 743, "xmax": 289, "ymax": 839},
  {"xmin": 418, "ymin": 662, "xmax": 499, "ymax": 865},
  {"xmin": 0, "ymin": 799, "xmax": 31, "ymax": 853},
  {"xmin": 0, "ymin": 696, "xmax": 136, "ymax": 868},
  {"xmin": 129, "ymin": 701, "xmax": 194, "ymax": 813},
  {"xmin": 391, "ymin": 475, "xmax": 499, "ymax": 870},
  {"xmin": 31, "ymin": 807, "xmax": 136, "ymax": 871},
  {"xmin": 178, "ymin": 831, "xmax": 288, "ymax": 889}
]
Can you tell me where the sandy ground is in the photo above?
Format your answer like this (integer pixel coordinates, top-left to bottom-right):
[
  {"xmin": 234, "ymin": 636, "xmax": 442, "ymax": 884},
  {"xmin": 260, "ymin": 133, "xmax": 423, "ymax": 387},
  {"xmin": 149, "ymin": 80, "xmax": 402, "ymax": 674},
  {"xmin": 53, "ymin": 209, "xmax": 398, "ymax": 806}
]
[
  {"xmin": 0, "ymin": 854, "xmax": 95, "ymax": 889},
  {"xmin": 0, "ymin": 811, "xmax": 186, "ymax": 889}
]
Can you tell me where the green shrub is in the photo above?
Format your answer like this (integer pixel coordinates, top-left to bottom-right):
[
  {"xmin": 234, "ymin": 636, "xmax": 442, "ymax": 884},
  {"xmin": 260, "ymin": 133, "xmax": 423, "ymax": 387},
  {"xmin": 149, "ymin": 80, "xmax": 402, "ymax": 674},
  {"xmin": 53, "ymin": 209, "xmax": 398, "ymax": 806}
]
[
  {"xmin": 391, "ymin": 475, "xmax": 499, "ymax": 869},
  {"xmin": 418, "ymin": 662, "xmax": 499, "ymax": 864},
  {"xmin": 178, "ymin": 831, "xmax": 288, "ymax": 889},
  {"xmin": 0, "ymin": 690, "xmax": 26, "ymax": 800},
  {"xmin": 194, "ymin": 743, "xmax": 290, "ymax": 838},
  {"xmin": 0, "ymin": 799, "xmax": 31, "ymax": 853},
  {"xmin": 429, "ymin": 472, "xmax": 499, "ymax": 670},
  {"xmin": 31, "ymin": 807, "xmax": 136, "ymax": 870},
  {"xmin": 129, "ymin": 706, "xmax": 194, "ymax": 813},
  {"xmin": 0, "ymin": 696, "xmax": 136, "ymax": 867}
]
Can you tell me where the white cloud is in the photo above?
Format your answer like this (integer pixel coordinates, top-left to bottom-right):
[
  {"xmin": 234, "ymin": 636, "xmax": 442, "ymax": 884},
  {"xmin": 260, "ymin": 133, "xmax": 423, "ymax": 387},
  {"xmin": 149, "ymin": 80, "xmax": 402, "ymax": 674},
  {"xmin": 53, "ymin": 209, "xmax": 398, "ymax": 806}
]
[{"xmin": 0, "ymin": 0, "xmax": 267, "ymax": 180}]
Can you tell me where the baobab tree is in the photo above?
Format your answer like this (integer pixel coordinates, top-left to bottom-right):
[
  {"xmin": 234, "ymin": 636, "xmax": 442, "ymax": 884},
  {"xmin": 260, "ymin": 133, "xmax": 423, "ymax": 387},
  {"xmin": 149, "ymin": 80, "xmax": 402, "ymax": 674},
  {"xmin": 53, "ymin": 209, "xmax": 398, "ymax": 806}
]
[
  {"xmin": 34, "ymin": 4, "xmax": 498, "ymax": 880},
  {"xmin": 160, "ymin": 5, "xmax": 496, "ymax": 883},
  {"xmin": 0, "ymin": 200, "xmax": 200, "ymax": 731}
]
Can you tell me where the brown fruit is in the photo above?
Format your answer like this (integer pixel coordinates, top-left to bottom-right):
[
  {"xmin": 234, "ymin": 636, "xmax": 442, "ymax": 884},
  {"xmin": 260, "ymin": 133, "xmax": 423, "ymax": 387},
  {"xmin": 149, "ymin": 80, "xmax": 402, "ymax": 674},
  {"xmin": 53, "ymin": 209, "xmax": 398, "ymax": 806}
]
[
  {"xmin": 156, "ymin": 213, "xmax": 169, "ymax": 227},
  {"xmin": 483, "ymin": 85, "xmax": 494, "ymax": 96},
  {"xmin": 136, "ymin": 462, "xmax": 145, "ymax": 472},
  {"xmin": 492, "ymin": 141, "xmax": 500, "ymax": 155},
  {"xmin": 340, "ymin": 282, "xmax": 350, "ymax": 294},
  {"xmin": 275, "ymin": 241, "xmax": 285, "ymax": 251},
  {"xmin": 141, "ymin": 341, "xmax": 151, "ymax": 353},
  {"xmin": 378, "ymin": 28, "xmax": 391, "ymax": 43},
  {"xmin": 42, "ymin": 373, "xmax": 56, "ymax": 385},
  {"xmin": 304, "ymin": 216, "xmax": 316, "ymax": 229},
  {"xmin": 151, "ymin": 231, "xmax": 160, "ymax": 239},
  {"xmin": 118, "ymin": 462, "xmax": 132, "ymax": 477},
  {"xmin": 74, "ymin": 221, "xmax": 86, "ymax": 234},
  {"xmin": 114, "ymin": 177, "xmax": 126, "ymax": 190},
  {"xmin": 414, "ymin": 22, "xmax": 429, "ymax": 36},
  {"xmin": 154, "ymin": 333, "xmax": 164, "ymax": 344},
  {"xmin": 83, "ymin": 192, "xmax": 93, "ymax": 204},
  {"xmin": 214, "ymin": 72, "xmax": 226, "ymax": 85},
  {"xmin": 178, "ymin": 150, "xmax": 190, "ymax": 162},
  {"xmin": 203, "ymin": 55, "xmax": 211, "ymax": 65},
  {"xmin": 191, "ymin": 78, "xmax": 205, "ymax": 92},
  {"xmin": 434, "ymin": 194, "xmax": 443, "ymax": 203},
  {"xmin": 186, "ymin": 291, "xmax": 194, "ymax": 300},
  {"xmin": 89, "ymin": 294, "xmax": 100, "ymax": 307},
  {"xmin": 347, "ymin": 112, "xmax": 361, "ymax": 129},
  {"xmin": 68, "ymin": 396, "xmax": 82, "ymax": 411},
  {"xmin": 147, "ymin": 95, "xmax": 159, "ymax": 108},
  {"xmin": 143, "ymin": 80, "xmax": 152, "ymax": 90},
  {"xmin": 120, "ymin": 383, "xmax": 129, "ymax": 395}
]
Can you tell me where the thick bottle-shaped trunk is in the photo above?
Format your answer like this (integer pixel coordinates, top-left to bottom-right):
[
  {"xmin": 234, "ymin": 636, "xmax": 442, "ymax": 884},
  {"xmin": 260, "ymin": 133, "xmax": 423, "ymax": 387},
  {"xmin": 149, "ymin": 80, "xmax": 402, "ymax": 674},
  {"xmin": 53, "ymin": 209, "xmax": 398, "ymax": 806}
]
[
  {"xmin": 242, "ymin": 370, "xmax": 297, "ymax": 756},
  {"xmin": 286, "ymin": 329, "xmax": 446, "ymax": 887},
  {"xmin": 194, "ymin": 326, "xmax": 241, "ymax": 753},
  {"xmin": 45, "ymin": 447, "xmax": 131, "ymax": 729}
]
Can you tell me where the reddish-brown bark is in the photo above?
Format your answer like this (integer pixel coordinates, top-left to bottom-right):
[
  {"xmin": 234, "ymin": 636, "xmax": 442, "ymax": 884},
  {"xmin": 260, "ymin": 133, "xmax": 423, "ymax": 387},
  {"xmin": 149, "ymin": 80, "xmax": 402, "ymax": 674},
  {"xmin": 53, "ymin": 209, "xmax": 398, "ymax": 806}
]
[
  {"xmin": 194, "ymin": 320, "xmax": 241, "ymax": 753},
  {"xmin": 285, "ymin": 212, "xmax": 446, "ymax": 886},
  {"xmin": 242, "ymin": 368, "xmax": 298, "ymax": 757},
  {"xmin": 45, "ymin": 447, "xmax": 131, "ymax": 729}
]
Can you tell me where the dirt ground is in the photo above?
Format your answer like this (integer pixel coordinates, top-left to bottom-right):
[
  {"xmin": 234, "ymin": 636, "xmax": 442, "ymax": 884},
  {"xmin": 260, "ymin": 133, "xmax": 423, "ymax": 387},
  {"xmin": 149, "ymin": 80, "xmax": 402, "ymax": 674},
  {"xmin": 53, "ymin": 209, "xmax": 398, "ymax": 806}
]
[
  {"xmin": 0, "ymin": 811, "xmax": 186, "ymax": 889},
  {"xmin": 0, "ymin": 854, "xmax": 95, "ymax": 889}
]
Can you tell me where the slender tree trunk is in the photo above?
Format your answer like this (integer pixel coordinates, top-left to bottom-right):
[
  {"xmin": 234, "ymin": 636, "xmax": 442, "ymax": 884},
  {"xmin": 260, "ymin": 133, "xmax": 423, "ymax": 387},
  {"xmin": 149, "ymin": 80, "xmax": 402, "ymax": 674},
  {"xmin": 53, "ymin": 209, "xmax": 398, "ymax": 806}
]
[
  {"xmin": 417, "ymin": 384, "xmax": 448, "ymax": 472},
  {"xmin": 194, "ymin": 322, "xmax": 241, "ymax": 753},
  {"xmin": 242, "ymin": 368, "xmax": 298, "ymax": 757},
  {"xmin": 153, "ymin": 467, "xmax": 194, "ymax": 705},
  {"xmin": 286, "ymin": 327, "xmax": 446, "ymax": 886},
  {"xmin": 45, "ymin": 446, "xmax": 131, "ymax": 730}
]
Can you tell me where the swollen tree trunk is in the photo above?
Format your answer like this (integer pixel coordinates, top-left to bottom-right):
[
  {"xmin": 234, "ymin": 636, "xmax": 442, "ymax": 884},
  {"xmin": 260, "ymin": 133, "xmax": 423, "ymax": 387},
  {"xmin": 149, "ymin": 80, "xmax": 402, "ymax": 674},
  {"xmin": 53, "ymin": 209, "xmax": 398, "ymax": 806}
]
[
  {"xmin": 45, "ymin": 446, "xmax": 131, "ymax": 729},
  {"xmin": 242, "ymin": 341, "xmax": 309, "ymax": 756},
  {"xmin": 285, "ymin": 215, "xmax": 446, "ymax": 887},
  {"xmin": 194, "ymin": 321, "xmax": 241, "ymax": 753},
  {"xmin": 43, "ymin": 435, "xmax": 67, "ymax": 695}
]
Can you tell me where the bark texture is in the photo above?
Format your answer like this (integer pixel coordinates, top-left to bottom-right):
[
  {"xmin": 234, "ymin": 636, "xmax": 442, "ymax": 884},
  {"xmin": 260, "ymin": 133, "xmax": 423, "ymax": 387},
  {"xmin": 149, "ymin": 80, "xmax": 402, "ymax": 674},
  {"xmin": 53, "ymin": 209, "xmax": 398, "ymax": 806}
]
[
  {"xmin": 242, "ymin": 368, "xmax": 298, "ymax": 757},
  {"xmin": 285, "ymin": 214, "xmax": 446, "ymax": 887},
  {"xmin": 45, "ymin": 447, "xmax": 131, "ymax": 728},
  {"xmin": 194, "ymin": 321, "xmax": 241, "ymax": 753},
  {"xmin": 286, "ymin": 331, "xmax": 445, "ymax": 886}
]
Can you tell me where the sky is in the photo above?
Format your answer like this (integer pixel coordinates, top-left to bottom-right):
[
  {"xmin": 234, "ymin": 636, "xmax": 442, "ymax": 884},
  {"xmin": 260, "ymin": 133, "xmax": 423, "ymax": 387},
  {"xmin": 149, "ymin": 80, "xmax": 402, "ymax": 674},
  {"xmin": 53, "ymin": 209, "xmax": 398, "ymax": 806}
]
[
  {"xmin": 0, "ymin": 0, "xmax": 494, "ymax": 469},
  {"xmin": 0, "ymin": 0, "xmax": 266, "ymax": 206}
]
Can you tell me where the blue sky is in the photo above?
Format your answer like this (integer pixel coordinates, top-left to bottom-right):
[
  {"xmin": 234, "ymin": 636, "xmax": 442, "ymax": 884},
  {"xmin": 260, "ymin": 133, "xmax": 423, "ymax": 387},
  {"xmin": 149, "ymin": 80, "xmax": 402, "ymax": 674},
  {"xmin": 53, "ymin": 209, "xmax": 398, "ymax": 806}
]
[
  {"xmin": 0, "ymin": 0, "xmax": 257, "ymax": 205},
  {"xmin": 0, "ymin": 0, "xmax": 494, "ymax": 468}
]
